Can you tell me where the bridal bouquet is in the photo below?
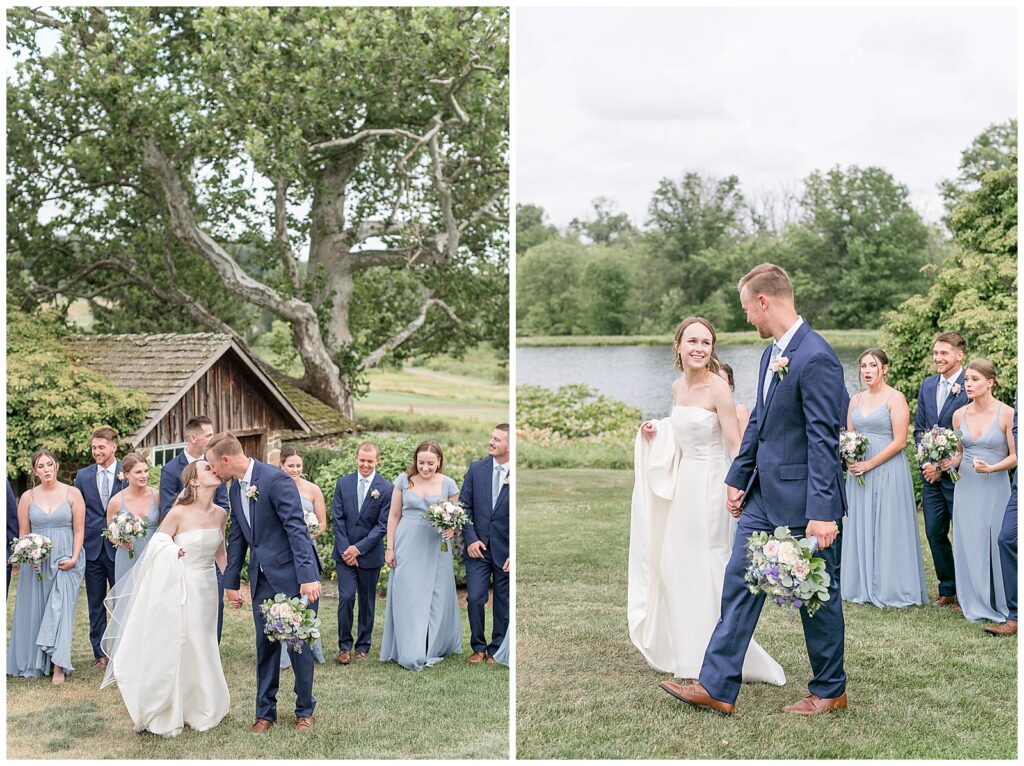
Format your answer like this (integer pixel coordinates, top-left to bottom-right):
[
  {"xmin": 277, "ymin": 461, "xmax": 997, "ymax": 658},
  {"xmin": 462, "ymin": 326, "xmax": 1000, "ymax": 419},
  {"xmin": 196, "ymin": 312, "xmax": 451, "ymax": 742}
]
[
  {"xmin": 425, "ymin": 500, "xmax": 468, "ymax": 553},
  {"xmin": 917, "ymin": 426, "xmax": 962, "ymax": 483},
  {"xmin": 102, "ymin": 511, "xmax": 150, "ymax": 558},
  {"xmin": 303, "ymin": 509, "xmax": 321, "ymax": 537},
  {"xmin": 9, "ymin": 533, "xmax": 55, "ymax": 581},
  {"xmin": 745, "ymin": 527, "xmax": 831, "ymax": 617},
  {"xmin": 260, "ymin": 594, "xmax": 321, "ymax": 653},
  {"xmin": 839, "ymin": 429, "xmax": 871, "ymax": 486}
]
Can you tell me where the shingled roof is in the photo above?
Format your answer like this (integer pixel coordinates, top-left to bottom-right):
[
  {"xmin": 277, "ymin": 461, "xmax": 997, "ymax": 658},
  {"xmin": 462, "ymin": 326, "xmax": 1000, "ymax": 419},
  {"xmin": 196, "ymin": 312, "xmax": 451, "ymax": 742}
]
[{"xmin": 64, "ymin": 333, "xmax": 312, "ymax": 444}]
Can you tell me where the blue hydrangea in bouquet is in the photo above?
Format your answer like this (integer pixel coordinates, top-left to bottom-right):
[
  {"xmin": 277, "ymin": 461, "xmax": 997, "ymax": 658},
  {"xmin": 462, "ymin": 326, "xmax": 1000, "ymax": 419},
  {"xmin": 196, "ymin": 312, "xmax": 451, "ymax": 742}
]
[
  {"xmin": 259, "ymin": 593, "xmax": 321, "ymax": 653},
  {"xmin": 745, "ymin": 526, "xmax": 831, "ymax": 617}
]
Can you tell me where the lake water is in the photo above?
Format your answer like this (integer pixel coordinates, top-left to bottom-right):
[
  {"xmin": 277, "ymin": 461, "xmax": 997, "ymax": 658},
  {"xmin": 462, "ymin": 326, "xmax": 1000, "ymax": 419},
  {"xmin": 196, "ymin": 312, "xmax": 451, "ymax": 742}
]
[{"xmin": 517, "ymin": 344, "xmax": 865, "ymax": 419}]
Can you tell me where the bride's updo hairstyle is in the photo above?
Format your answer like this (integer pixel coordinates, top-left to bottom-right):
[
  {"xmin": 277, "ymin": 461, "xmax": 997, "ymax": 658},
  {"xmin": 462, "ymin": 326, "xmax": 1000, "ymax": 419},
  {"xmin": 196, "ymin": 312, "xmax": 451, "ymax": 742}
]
[
  {"xmin": 177, "ymin": 462, "xmax": 201, "ymax": 506},
  {"xmin": 406, "ymin": 440, "xmax": 444, "ymax": 488},
  {"xmin": 672, "ymin": 316, "xmax": 721, "ymax": 375}
]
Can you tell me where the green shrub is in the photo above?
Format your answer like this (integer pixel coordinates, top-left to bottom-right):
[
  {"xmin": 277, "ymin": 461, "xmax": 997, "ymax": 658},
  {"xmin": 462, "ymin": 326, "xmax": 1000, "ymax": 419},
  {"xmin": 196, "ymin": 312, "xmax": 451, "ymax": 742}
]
[{"xmin": 517, "ymin": 384, "xmax": 642, "ymax": 439}]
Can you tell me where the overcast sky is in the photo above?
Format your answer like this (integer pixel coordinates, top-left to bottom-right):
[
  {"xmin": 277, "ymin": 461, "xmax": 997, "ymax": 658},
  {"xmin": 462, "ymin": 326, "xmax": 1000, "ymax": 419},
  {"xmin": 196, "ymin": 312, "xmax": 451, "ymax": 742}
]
[{"xmin": 517, "ymin": 7, "xmax": 1017, "ymax": 230}]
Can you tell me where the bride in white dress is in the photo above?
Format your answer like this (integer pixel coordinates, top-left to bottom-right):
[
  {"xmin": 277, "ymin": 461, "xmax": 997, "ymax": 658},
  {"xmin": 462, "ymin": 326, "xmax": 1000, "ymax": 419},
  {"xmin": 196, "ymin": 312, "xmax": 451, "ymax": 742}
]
[
  {"xmin": 101, "ymin": 460, "xmax": 230, "ymax": 736},
  {"xmin": 628, "ymin": 316, "xmax": 786, "ymax": 686}
]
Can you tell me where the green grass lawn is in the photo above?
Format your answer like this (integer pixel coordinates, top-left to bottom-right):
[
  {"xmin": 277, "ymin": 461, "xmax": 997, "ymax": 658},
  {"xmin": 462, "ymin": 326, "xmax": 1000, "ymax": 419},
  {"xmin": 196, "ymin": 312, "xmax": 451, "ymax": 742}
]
[
  {"xmin": 6, "ymin": 583, "xmax": 508, "ymax": 759},
  {"xmin": 516, "ymin": 468, "xmax": 1017, "ymax": 760},
  {"xmin": 516, "ymin": 329, "xmax": 881, "ymax": 350}
]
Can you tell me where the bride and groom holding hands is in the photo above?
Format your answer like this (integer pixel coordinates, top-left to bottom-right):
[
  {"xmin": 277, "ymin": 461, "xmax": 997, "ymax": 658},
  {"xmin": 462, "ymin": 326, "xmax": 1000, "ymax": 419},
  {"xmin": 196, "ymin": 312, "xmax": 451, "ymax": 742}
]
[
  {"xmin": 102, "ymin": 432, "xmax": 322, "ymax": 737},
  {"xmin": 630, "ymin": 262, "xmax": 849, "ymax": 717}
]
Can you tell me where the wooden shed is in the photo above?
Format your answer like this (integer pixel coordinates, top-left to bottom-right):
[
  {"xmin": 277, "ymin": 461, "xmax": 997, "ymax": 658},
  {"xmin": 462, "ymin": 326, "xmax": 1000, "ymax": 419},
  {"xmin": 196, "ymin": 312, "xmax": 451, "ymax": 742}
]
[{"xmin": 63, "ymin": 333, "xmax": 344, "ymax": 465}]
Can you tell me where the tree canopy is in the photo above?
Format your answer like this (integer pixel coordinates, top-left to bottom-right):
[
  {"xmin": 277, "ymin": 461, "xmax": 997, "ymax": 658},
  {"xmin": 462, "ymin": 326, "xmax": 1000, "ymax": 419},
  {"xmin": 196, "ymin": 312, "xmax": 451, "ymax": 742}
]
[{"xmin": 7, "ymin": 6, "xmax": 509, "ymax": 417}]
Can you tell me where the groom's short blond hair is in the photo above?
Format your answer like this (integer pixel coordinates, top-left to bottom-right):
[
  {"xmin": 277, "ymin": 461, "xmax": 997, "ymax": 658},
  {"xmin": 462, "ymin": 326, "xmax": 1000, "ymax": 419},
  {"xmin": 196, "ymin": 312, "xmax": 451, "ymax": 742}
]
[
  {"xmin": 738, "ymin": 263, "xmax": 794, "ymax": 301},
  {"xmin": 206, "ymin": 432, "xmax": 243, "ymax": 460}
]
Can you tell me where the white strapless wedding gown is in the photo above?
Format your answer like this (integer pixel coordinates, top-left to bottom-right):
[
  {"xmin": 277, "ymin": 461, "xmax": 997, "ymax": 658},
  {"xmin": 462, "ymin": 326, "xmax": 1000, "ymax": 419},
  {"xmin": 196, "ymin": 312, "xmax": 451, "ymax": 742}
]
[
  {"xmin": 628, "ymin": 406, "xmax": 786, "ymax": 685},
  {"xmin": 101, "ymin": 529, "xmax": 230, "ymax": 736}
]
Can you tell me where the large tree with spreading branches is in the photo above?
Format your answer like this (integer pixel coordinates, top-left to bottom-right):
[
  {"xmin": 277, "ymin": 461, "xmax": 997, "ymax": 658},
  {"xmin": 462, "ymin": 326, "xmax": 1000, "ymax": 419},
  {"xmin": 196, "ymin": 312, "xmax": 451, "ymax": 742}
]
[{"xmin": 7, "ymin": 6, "xmax": 509, "ymax": 418}]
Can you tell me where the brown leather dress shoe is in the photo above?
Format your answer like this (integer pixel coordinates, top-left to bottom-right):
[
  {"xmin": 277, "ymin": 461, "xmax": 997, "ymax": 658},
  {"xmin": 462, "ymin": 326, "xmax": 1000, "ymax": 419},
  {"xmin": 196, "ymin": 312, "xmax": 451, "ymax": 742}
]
[
  {"xmin": 935, "ymin": 595, "xmax": 958, "ymax": 607},
  {"xmin": 92, "ymin": 657, "xmax": 108, "ymax": 668},
  {"xmin": 467, "ymin": 651, "xmax": 487, "ymax": 664},
  {"xmin": 355, "ymin": 651, "xmax": 369, "ymax": 660},
  {"xmin": 251, "ymin": 718, "xmax": 275, "ymax": 734},
  {"xmin": 485, "ymin": 655, "xmax": 495, "ymax": 666},
  {"xmin": 659, "ymin": 681, "xmax": 734, "ymax": 716},
  {"xmin": 336, "ymin": 650, "xmax": 351, "ymax": 665},
  {"xmin": 781, "ymin": 692, "xmax": 848, "ymax": 715},
  {"xmin": 295, "ymin": 715, "xmax": 314, "ymax": 732},
  {"xmin": 951, "ymin": 604, "xmax": 964, "ymax": 616},
  {"xmin": 985, "ymin": 619, "xmax": 1018, "ymax": 636}
]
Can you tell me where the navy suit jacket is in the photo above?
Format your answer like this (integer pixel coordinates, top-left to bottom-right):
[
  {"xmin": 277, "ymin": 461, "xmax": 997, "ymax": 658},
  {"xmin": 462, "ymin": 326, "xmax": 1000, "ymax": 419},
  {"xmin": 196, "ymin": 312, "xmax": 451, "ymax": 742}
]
[
  {"xmin": 461, "ymin": 456, "xmax": 510, "ymax": 565},
  {"xmin": 159, "ymin": 450, "xmax": 228, "ymax": 518},
  {"xmin": 74, "ymin": 461, "xmax": 128, "ymax": 561},
  {"xmin": 7, "ymin": 480, "xmax": 18, "ymax": 549},
  {"xmin": 331, "ymin": 471, "xmax": 392, "ymax": 570},
  {"xmin": 223, "ymin": 460, "xmax": 321, "ymax": 597},
  {"xmin": 725, "ymin": 322, "xmax": 849, "ymax": 527},
  {"xmin": 914, "ymin": 370, "xmax": 970, "ymax": 485}
]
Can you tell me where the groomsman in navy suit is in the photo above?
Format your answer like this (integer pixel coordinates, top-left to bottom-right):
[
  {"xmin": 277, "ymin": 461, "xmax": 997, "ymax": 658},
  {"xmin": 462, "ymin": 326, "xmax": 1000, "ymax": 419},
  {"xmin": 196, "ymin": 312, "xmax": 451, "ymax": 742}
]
[
  {"xmin": 74, "ymin": 426, "xmax": 128, "ymax": 667},
  {"xmin": 462, "ymin": 424, "xmax": 511, "ymax": 665},
  {"xmin": 913, "ymin": 332, "xmax": 969, "ymax": 607},
  {"xmin": 330, "ymin": 442, "xmax": 392, "ymax": 664},
  {"xmin": 7, "ymin": 479, "xmax": 18, "ymax": 595},
  {"xmin": 662, "ymin": 263, "xmax": 849, "ymax": 716},
  {"xmin": 987, "ymin": 400, "xmax": 1017, "ymax": 636},
  {"xmin": 159, "ymin": 414, "xmax": 229, "ymax": 641}
]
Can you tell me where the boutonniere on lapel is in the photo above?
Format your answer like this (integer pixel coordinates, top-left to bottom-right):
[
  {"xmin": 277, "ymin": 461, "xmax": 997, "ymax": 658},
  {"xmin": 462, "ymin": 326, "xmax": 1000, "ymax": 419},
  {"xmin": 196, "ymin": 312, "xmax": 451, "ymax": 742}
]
[
  {"xmin": 245, "ymin": 485, "xmax": 259, "ymax": 501},
  {"xmin": 770, "ymin": 356, "xmax": 790, "ymax": 381},
  {"xmin": 117, "ymin": 471, "xmax": 125, "ymax": 482},
  {"xmin": 370, "ymin": 488, "xmax": 380, "ymax": 500},
  {"xmin": 950, "ymin": 383, "xmax": 962, "ymax": 396},
  {"xmin": 503, "ymin": 473, "xmax": 510, "ymax": 486}
]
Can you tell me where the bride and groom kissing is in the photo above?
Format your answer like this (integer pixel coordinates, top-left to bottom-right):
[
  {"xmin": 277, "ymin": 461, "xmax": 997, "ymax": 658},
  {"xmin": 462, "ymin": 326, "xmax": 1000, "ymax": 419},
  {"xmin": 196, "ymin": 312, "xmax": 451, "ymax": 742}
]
[
  {"xmin": 102, "ymin": 432, "xmax": 322, "ymax": 737},
  {"xmin": 629, "ymin": 262, "xmax": 849, "ymax": 717}
]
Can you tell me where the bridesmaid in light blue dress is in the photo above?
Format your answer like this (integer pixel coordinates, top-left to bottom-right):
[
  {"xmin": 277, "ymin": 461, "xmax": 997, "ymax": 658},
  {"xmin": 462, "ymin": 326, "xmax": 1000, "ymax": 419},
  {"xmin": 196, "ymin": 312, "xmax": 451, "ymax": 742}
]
[
  {"xmin": 947, "ymin": 361, "xmax": 1016, "ymax": 623},
  {"xmin": 841, "ymin": 349, "xmax": 928, "ymax": 607},
  {"xmin": 105, "ymin": 453, "xmax": 161, "ymax": 582},
  {"xmin": 380, "ymin": 440, "xmax": 463, "ymax": 670},
  {"xmin": 491, "ymin": 629, "xmax": 509, "ymax": 666},
  {"xmin": 279, "ymin": 447, "xmax": 327, "ymax": 668},
  {"xmin": 7, "ymin": 449, "xmax": 87, "ymax": 684}
]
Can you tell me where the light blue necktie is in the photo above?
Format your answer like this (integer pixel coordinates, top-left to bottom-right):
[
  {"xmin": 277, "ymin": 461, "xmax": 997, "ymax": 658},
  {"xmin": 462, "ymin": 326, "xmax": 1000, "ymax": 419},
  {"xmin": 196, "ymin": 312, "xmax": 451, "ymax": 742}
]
[
  {"xmin": 492, "ymin": 464, "xmax": 504, "ymax": 510},
  {"xmin": 358, "ymin": 477, "xmax": 368, "ymax": 508},
  {"xmin": 99, "ymin": 468, "xmax": 111, "ymax": 509},
  {"xmin": 936, "ymin": 377, "xmax": 950, "ymax": 414},
  {"xmin": 763, "ymin": 344, "xmax": 782, "ymax": 404},
  {"xmin": 239, "ymin": 480, "xmax": 252, "ymax": 528}
]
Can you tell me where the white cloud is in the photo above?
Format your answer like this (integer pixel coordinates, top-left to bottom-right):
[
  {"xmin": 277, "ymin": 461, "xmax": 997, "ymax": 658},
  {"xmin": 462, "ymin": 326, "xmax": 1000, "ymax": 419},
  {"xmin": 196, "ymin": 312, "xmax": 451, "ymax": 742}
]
[{"xmin": 517, "ymin": 6, "xmax": 1016, "ymax": 229}]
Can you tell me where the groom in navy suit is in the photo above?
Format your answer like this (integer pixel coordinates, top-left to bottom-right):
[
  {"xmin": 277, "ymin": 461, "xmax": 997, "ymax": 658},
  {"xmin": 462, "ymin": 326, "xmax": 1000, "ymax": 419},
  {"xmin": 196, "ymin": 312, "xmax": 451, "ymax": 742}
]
[
  {"xmin": 330, "ymin": 441, "xmax": 392, "ymax": 664},
  {"xmin": 211, "ymin": 433, "xmax": 322, "ymax": 733},
  {"xmin": 462, "ymin": 424, "xmax": 511, "ymax": 664},
  {"xmin": 662, "ymin": 263, "xmax": 849, "ymax": 716},
  {"xmin": 159, "ymin": 415, "xmax": 229, "ymax": 641},
  {"xmin": 913, "ymin": 332, "xmax": 969, "ymax": 607},
  {"xmin": 74, "ymin": 426, "xmax": 128, "ymax": 666}
]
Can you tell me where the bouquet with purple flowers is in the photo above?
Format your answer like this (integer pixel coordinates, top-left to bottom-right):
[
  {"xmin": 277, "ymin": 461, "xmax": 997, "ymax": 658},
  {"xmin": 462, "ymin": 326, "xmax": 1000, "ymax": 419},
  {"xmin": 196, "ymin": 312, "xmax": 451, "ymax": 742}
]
[
  {"xmin": 102, "ymin": 511, "xmax": 150, "ymax": 558},
  {"xmin": 839, "ymin": 429, "xmax": 871, "ymax": 486},
  {"xmin": 259, "ymin": 594, "xmax": 321, "ymax": 653},
  {"xmin": 425, "ymin": 499, "xmax": 468, "ymax": 553},
  {"xmin": 745, "ymin": 527, "xmax": 831, "ymax": 617},
  {"xmin": 916, "ymin": 426, "xmax": 962, "ymax": 483},
  {"xmin": 9, "ymin": 533, "xmax": 54, "ymax": 582}
]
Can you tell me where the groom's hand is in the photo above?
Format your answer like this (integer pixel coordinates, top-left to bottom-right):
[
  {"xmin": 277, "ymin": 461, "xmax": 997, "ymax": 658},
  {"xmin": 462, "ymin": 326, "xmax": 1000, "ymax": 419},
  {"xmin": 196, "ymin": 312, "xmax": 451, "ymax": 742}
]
[
  {"xmin": 300, "ymin": 581, "xmax": 321, "ymax": 603},
  {"xmin": 806, "ymin": 519, "xmax": 839, "ymax": 550},
  {"xmin": 726, "ymin": 487, "xmax": 745, "ymax": 517},
  {"xmin": 225, "ymin": 588, "xmax": 244, "ymax": 609}
]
